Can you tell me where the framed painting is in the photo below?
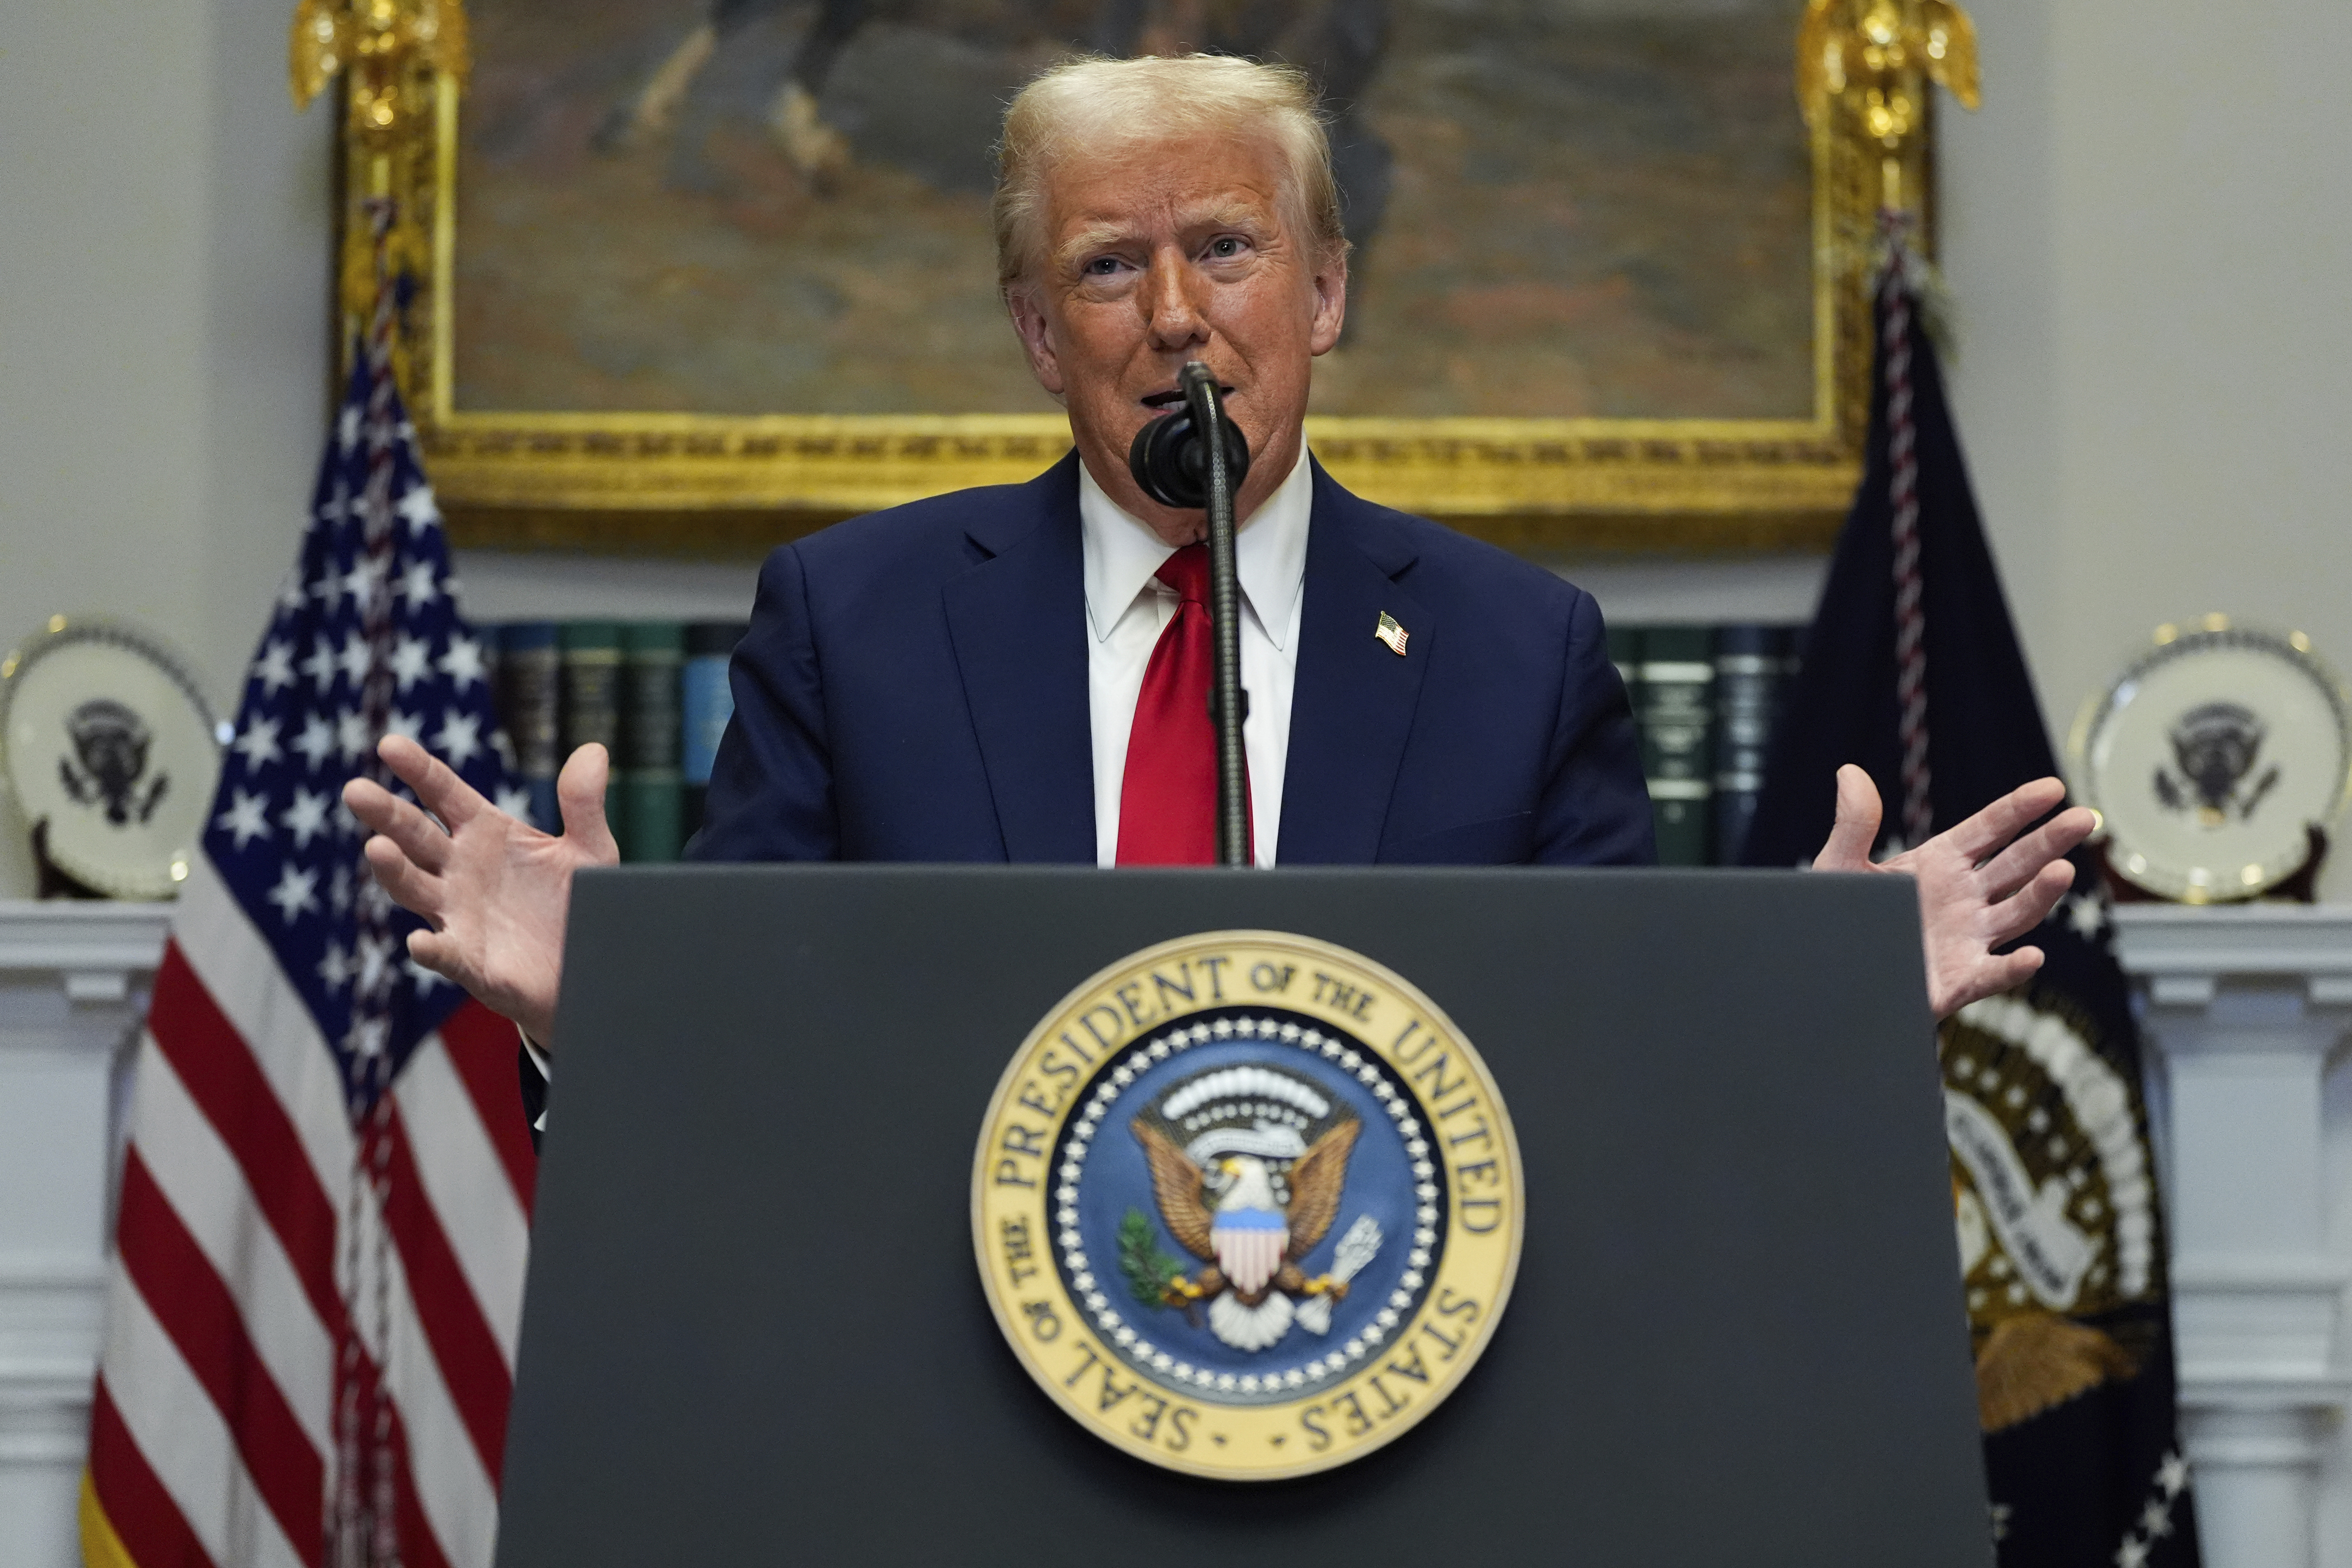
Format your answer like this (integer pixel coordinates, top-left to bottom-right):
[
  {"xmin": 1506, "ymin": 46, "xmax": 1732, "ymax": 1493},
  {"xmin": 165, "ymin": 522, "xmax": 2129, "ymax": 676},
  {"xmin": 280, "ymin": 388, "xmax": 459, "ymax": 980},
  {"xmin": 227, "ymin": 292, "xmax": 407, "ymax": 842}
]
[{"xmin": 357, "ymin": 0, "xmax": 1927, "ymax": 555}]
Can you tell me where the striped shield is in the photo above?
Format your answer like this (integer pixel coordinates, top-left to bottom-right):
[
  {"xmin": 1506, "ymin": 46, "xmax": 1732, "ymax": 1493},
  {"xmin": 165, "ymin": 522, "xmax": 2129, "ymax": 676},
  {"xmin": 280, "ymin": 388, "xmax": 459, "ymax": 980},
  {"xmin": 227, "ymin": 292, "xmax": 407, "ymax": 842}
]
[{"xmin": 1211, "ymin": 1209, "xmax": 1289, "ymax": 1296}]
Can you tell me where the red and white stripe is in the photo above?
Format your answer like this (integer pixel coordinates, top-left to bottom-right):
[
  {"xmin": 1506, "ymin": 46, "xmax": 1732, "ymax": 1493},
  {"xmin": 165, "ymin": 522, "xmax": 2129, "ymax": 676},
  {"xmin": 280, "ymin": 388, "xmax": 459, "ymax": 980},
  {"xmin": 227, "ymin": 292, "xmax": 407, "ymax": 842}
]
[
  {"xmin": 86, "ymin": 856, "xmax": 535, "ymax": 1568},
  {"xmin": 1212, "ymin": 1223, "xmax": 1289, "ymax": 1297}
]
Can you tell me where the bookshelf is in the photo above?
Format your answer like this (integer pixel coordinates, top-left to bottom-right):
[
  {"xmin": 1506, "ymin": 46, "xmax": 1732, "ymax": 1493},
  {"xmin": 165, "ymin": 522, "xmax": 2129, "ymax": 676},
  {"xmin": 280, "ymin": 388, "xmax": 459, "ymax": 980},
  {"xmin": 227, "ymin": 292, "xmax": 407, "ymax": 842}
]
[{"xmin": 458, "ymin": 550, "xmax": 1829, "ymax": 866}]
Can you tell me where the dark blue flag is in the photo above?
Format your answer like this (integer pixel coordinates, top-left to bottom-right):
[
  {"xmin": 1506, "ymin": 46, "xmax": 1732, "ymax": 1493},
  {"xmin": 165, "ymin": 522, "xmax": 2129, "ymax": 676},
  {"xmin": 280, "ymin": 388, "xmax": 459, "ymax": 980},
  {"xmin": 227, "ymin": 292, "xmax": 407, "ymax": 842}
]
[{"xmin": 1743, "ymin": 240, "xmax": 2197, "ymax": 1567}]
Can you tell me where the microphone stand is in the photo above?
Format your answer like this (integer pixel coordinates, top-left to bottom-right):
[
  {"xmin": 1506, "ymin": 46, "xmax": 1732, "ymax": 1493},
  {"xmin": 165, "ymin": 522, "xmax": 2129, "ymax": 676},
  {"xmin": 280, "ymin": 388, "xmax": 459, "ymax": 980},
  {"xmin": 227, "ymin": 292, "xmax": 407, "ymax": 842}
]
[{"xmin": 1177, "ymin": 362, "xmax": 1250, "ymax": 868}]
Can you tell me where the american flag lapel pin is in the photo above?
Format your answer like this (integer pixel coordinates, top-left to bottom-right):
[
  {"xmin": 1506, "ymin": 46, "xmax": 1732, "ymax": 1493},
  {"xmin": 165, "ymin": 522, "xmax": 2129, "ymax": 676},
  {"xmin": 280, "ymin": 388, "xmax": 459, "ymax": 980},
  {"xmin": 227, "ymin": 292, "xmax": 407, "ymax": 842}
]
[{"xmin": 1375, "ymin": 611, "xmax": 1409, "ymax": 657}]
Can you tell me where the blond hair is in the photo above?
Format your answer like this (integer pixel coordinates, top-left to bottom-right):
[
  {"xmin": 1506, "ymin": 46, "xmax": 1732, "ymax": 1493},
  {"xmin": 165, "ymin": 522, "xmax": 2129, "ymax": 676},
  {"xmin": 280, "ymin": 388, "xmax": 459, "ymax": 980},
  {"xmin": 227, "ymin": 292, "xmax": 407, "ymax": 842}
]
[{"xmin": 992, "ymin": 54, "xmax": 1347, "ymax": 295}]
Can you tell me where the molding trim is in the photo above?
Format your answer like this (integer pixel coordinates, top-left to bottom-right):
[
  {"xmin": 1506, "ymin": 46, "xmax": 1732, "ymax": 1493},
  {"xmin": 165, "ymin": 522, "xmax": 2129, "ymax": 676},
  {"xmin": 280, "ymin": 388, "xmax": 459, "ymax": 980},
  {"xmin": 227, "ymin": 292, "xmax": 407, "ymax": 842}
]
[
  {"xmin": 0, "ymin": 1376, "xmax": 95, "ymax": 1468},
  {"xmin": 0, "ymin": 902, "xmax": 171, "ymax": 982},
  {"xmin": 2171, "ymin": 1257, "xmax": 2352, "ymax": 1290},
  {"xmin": 2112, "ymin": 906, "xmax": 2352, "ymax": 987},
  {"xmin": 2180, "ymin": 1374, "xmax": 2352, "ymax": 1408},
  {"xmin": 2113, "ymin": 906, "xmax": 2352, "ymax": 1568},
  {"xmin": 2180, "ymin": 1402, "xmax": 2346, "ymax": 1475},
  {"xmin": 0, "ymin": 1258, "xmax": 107, "ymax": 1468}
]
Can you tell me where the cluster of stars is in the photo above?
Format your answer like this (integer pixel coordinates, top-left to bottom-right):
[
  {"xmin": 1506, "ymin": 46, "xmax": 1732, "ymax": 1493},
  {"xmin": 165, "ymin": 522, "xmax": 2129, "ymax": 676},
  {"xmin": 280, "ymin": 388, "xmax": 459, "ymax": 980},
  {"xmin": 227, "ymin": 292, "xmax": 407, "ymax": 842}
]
[
  {"xmin": 2111, "ymin": 1451, "xmax": 2192, "ymax": 1567},
  {"xmin": 1180, "ymin": 1103, "xmax": 1313, "ymax": 1135},
  {"xmin": 227, "ymin": 626, "xmax": 520, "ymax": 821},
  {"xmin": 199, "ymin": 378, "xmax": 518, "ymax": 1103}
]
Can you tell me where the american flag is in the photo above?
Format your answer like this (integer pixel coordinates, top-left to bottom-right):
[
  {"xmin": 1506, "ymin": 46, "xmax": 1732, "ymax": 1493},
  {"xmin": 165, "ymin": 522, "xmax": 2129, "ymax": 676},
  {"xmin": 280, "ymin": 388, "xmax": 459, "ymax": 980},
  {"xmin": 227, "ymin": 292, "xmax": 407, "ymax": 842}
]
[{"xmin": 83, "ymin": 328, "xmax": 535, "ymax": 1568}]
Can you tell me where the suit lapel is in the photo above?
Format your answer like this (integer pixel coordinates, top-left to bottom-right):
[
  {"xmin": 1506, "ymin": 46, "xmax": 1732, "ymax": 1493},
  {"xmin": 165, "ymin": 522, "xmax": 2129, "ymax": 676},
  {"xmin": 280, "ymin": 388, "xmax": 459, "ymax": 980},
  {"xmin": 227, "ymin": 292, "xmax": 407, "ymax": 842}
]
[
  {"xmin": 1277, "ymin": 463, "xmax": 1433, "ymax": 864},
  {"xmin": 941, "ymin": 456, "xmax": 1096, "ymax": 863}
]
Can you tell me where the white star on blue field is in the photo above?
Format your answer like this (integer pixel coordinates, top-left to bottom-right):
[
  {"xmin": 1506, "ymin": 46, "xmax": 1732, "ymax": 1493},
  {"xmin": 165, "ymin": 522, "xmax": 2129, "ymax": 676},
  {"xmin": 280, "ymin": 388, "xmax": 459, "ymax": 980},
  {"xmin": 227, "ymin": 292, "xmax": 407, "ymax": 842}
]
[{"xmin": 203, "ymin": 354, "xmax": 528, "ymax": 1115}]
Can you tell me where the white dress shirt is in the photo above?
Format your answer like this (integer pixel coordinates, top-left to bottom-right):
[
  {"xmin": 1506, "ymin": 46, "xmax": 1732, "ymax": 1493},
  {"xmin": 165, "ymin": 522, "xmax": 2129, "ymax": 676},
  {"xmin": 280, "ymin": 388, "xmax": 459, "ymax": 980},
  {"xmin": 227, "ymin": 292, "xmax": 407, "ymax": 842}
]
[{"xmin": 1079, "ymin": 450, "xmax": 1312, "ymax": 868}]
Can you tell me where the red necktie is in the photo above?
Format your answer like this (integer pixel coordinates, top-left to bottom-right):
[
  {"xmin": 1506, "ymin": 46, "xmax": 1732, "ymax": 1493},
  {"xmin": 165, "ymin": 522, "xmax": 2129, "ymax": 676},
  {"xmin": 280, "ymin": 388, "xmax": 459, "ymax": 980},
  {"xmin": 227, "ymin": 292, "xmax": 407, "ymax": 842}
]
[{"xmin": 1116, "ymin": 544, "xmax": 1250, "ymax": 865}]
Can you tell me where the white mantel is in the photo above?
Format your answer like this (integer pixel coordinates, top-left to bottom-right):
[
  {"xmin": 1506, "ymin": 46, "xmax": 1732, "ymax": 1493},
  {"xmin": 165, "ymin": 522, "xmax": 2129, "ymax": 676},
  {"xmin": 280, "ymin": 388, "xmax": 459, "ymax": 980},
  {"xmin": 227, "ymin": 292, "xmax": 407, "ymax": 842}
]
[
  {"xmin": 0, "ymin": 900, "xmax": 171, "ymax": 1568},
  {"xmin": 2112, "ymin": 904, "xmax": 2352, "ymax": 1568}
]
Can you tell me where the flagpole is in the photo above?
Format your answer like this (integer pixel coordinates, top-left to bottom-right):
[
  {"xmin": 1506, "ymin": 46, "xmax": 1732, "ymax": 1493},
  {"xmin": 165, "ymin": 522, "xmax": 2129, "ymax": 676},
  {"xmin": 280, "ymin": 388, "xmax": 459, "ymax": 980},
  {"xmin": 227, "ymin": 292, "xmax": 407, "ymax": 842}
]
[
  {"xmin": 1878, "ymin": 218, "xmax": 1933, "ymax": 850},
  {"xmin": 293, "ymin": 10, "xmax": 475, "ymax": 1562},
  {"xmin": 1796, "ymin": 0, "xmax": 1982, "ymax": 849}
]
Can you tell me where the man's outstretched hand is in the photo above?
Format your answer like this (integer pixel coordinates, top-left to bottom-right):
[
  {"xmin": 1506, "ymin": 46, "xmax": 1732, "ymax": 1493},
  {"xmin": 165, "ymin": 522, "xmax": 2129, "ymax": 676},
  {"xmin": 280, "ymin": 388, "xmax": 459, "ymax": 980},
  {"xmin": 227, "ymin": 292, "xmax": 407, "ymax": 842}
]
[
  {"xmin": 343, "ymin": 736, "xmax": 618, "ymax": 1047},
  {"xmin": 1812, "ymin": 765, "xmax": 2097, "ymax": 1019}
]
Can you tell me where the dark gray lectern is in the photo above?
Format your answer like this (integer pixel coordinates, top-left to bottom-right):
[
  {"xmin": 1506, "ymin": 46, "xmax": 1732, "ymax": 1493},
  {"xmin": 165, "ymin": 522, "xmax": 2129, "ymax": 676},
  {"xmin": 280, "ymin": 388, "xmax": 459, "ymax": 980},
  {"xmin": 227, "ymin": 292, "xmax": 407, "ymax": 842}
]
[{"xmin": 498, "ymin": 868, "xmax": 1991, "ymax": 1568}]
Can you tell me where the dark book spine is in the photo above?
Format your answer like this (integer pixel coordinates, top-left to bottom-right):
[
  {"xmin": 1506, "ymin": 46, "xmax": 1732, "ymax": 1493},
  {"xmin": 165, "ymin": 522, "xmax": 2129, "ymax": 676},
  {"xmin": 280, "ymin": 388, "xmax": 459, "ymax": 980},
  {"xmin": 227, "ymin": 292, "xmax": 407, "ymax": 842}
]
[
  {"xmin": 496, "ymin": 622, "xmax": 560, "ymax": 831},
  {"xmin": 559, "ymin": 621, "xmax": 622, "ymax": 839},
  {"xmin": 1712, "ymin": 625, "xmax": 1795, "ymax": 866},
  {"xmin": 1773, "ymin": 626, "xmax": 1804, "ymax": 747},
  {"xmin": 681, "ymin": 621, "xmax": 747, "ymax": 839},
  {"xmin": 1637, "ymin": 625, "xmax": 1715, "ymax": 866},
  {"xmin": 559, "ymin": 619, "xmax": 622, "ymax": 742},
  {"xmin": 617, "ymin": 622, "xmax": 685, "ymax": 862},
  {"xmin": 1605, "ymin": 622, "xmax": 1644, "ymax": 707}
]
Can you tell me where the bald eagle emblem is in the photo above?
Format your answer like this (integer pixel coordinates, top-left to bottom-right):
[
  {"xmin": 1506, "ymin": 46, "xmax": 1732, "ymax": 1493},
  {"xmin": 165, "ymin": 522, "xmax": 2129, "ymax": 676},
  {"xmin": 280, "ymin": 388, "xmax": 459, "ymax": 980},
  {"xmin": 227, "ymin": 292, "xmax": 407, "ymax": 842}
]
[
  {"xmin": 978, "ymin": 947, "xmax": 1525, "ymax": 1478},
  {"xmin": 1129, "ymin": 1065, "xmax": 1375, "ymax": 1351}
]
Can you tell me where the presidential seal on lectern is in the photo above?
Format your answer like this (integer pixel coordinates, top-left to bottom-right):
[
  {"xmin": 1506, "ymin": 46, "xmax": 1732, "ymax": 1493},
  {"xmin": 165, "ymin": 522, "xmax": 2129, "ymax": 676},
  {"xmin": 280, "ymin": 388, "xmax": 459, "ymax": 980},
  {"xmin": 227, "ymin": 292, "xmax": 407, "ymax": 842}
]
[{"xmin": 973, "ymin": 931, "xmax": 1524, "ymax": 1479}]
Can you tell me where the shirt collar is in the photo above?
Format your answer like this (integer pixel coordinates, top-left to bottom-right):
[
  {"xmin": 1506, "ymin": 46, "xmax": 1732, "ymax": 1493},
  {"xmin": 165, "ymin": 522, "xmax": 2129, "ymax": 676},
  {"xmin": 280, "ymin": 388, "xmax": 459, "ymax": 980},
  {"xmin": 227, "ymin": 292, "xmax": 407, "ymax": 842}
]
[{"xmin": 1077, "ymin": 446, "xmax": 1312, "ymax": 649}]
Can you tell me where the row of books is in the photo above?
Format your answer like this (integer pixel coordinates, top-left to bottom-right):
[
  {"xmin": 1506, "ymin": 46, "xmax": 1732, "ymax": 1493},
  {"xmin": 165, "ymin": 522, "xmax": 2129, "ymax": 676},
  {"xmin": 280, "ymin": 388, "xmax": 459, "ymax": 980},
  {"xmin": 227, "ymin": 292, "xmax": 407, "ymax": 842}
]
[
  {"xmin": 477, "ymin": 618, "xmax": 1803, "ymax": 867},
  {"xmin": 480, "ymin": 621, "xmax": 748, "ymax": 861},
  {"xmin": 1610, "ymin": 624, "xmax": 1805, "ymax": 866}
]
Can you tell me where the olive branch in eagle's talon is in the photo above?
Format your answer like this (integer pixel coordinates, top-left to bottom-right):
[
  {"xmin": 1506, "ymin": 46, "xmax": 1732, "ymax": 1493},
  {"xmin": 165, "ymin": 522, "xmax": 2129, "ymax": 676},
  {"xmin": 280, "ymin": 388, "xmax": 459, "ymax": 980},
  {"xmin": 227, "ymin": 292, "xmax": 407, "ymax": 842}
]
[{"xmin": 1117, "ymin": 1209, "xmax": 1190, "ymax": 1307}]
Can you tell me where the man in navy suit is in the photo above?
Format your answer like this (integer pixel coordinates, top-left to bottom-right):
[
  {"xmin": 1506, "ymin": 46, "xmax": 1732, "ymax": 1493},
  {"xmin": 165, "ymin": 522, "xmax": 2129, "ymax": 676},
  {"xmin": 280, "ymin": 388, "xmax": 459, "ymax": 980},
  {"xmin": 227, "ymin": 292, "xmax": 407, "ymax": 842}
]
[
  {"xmin": 690, "ymin": 450, "xmax": 1647, "ymax": 869},
  {"xmin": 347, "ymin": 54, "xmax": 2092, "ymax": 1057}
]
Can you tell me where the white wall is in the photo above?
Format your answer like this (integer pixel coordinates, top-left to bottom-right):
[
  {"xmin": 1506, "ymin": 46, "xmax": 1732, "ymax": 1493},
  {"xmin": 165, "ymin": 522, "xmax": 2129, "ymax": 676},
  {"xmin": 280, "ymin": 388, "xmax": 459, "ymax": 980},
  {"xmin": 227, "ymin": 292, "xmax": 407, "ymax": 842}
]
[
  {"xmin": 1942, "ymin": 0, "xmax": 2352, "ymax": 898},
  {"xmin": 454, "ymin": 552, "xmax": 756, "ymax": 625},
  {"xmin": 0, "ymin": 0, "xmax": 334, "ymax": 899}
]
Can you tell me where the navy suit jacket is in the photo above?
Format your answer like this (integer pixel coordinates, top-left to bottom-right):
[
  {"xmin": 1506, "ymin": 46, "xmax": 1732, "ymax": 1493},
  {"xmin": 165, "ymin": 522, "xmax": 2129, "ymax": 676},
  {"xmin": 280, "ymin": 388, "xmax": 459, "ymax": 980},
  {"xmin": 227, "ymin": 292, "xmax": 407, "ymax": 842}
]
[{"xmin": 687, "ymin": 452, "xmax": 1655, "ymax": 867}]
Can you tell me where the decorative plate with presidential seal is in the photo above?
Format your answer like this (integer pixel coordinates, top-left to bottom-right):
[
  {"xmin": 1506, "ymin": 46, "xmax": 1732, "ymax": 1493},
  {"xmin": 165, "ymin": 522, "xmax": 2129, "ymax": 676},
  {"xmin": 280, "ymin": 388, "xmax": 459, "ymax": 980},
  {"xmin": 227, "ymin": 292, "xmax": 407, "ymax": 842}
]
[
  {"xmin": 2071, "ymin": 617, "xmax": 2352, "ymax": 902},
  {"xmin": 973, "ymin": 931, "xmax": 1523, "ymax": 1480},
  {"xmin": 1, "ymin": 616, "xmax": 222, "ymax": 898}
]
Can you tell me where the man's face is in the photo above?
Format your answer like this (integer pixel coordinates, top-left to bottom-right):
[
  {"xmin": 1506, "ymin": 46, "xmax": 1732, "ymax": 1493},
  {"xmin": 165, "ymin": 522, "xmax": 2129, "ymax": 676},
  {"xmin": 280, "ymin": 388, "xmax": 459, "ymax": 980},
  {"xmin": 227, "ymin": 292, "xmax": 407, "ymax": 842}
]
[{"xmin": 1007, "ymin": 132, "xmax": 1347, "ymax": 546}]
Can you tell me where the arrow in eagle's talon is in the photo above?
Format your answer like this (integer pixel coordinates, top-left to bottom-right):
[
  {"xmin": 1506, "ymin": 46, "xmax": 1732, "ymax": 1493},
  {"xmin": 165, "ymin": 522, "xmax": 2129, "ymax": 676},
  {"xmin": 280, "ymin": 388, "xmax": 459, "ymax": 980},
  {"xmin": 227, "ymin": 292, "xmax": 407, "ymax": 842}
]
[{"xmin": 1303, "ymin": 1275, "xmax": 1348, "ymax": 1300}]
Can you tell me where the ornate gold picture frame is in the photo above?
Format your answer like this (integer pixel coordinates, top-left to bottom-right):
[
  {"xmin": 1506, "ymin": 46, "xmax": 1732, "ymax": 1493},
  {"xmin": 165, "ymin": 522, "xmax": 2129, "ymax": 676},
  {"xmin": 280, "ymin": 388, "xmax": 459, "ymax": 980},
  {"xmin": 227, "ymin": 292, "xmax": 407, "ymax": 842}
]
[{"xmin": 325, "ymin": 5, "xmax": 1943, "ymax": 558}]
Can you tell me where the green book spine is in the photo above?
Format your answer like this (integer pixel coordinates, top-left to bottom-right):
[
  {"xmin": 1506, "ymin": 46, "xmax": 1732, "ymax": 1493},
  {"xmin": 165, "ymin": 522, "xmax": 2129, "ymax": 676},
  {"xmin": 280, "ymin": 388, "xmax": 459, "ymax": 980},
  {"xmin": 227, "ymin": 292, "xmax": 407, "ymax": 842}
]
[
  {"xmin": 559, "ymin": 621, "xmax": 622, "ymax": 842},
  {"xmin": 1638, "ymin": 625, "xmax": 1715, "ymax": 866},
  {"xmin": 559, "ymin": 620, "xmax": 622, "ymax": 750},
  {"xmin": 617, "ymin": 622, "xmax": 685, "ymax": 862},
  {"xmin": 496, "ymin": 623, "xmax": 560, "ymax": 831}
]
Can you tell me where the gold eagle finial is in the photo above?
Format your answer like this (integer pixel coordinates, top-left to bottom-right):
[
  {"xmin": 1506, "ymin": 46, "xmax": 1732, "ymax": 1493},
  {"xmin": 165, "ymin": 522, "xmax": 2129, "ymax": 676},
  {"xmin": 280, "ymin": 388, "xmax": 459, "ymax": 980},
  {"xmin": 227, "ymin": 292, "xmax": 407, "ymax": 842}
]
[
  {"xmin": 288, "ymin": 0, "xmax": 470, "ymax": 382},
  {"xmin": 289, "ymin": 0, "xmax": 470, "ymax": 127},
  {"xmin": 1797, "ymin": 0, "xmax": 1979, "ymax": 210}
]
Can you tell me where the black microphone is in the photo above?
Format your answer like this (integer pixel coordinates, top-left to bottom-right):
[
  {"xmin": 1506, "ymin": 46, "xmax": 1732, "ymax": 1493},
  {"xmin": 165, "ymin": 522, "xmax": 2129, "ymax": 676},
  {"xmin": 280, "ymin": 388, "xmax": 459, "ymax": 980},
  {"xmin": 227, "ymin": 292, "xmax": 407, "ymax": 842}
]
[
  {"xmin": 1126, "ymin": 362, "xmax": 1253, "ymax": 869},
  {"xmin": 1127, "ymin": 387, "xmax": 1251, "ymax": 509}
]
